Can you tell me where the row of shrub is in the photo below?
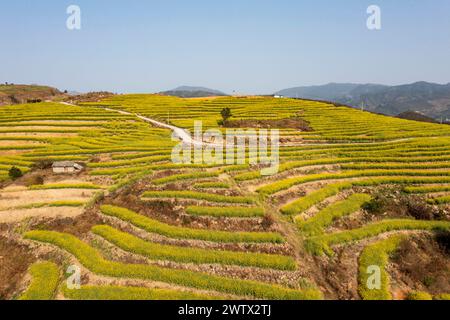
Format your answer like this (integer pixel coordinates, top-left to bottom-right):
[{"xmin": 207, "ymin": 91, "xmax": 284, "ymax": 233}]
[
  {"xmin": 185, "ymin": 206, "xmax": 265, "ymax": 218},
  {"xmin": 0, "ymin": 128, "xmax": 85, "ymax": 133},
  {"xmin": 281, "ymin": 182, "xmax": 353, "ymax": 216},
  {"xmin": 0, "ymin": 121, "xmax": 104, "ymax": 128},
  {"xmin": 281, "ymin": 177, "xmax": 450, "ymax": 216},
  {"xmin": 19, "ymin": 262, "xmax": 60, "ymax": 300},
  {"xmin": 276, "ymin": 143, "xmax": 422, "ymax": 157},
  {"xmin": 62, "ymin": 284, "xmax": 222, "ymax": 300},
  {"xmin": 13, "ymin": 201, "xmax": 86, "ymax": 210},
  {"xmin": 358, "ymin": 235, "xmax": 405, "ymax": 300},
  {"xmin": 152, "ymin": 171, "xmax": 220, "ymax": 185},
  {"xmin": 220, "ymin": 164, "xmax": 249, "ymax": 173},
  {"xmin": 142, "ymin": 191, "xmax": 257, "ymax": 204},
  {"xmin": 25, "ymin": 146, "xmax": 168, "ymax": 158},
  {"xmin": 193, "ymin": 182, "xmax": 230, "ymax": 189},
  {"xmin": 234, "ymin": 158, "xmax": 344, "ymax": 182},
  {"xmin": 280, "ymin": 138, "xmax": 418, "ymax": 152},
  {"xmin": 93, "ymin": 225, "xmax": 295, "ymax": 270},
  {"xmin": 304, "ymin": 219, "xmax": 450, "ymax": 256},
  {"xmin": 427, "ymin": 196, "xmax": 450, "ymax": 205},
  {"xmin": 29, "ymin": 183, "xmax": 102, "ymax": 190},
  {"xmin": 109, "ymin": 169, "xmax": 153, "ymax": 193},
  {"xmin": 0, "ymin": 156, "xmax": 33, "ymax": 167},
  {"xmin": 406, "ymin": 291, "xmax": 433, "ymax": 300},
  {"xmin": 111, "ymin": 150, "xmax": 174, "ymax": 160},
  {"xmin": 258, "ymin": 170, "xmax": 450, "ymax": 195},
  {"xmin": 234, "ymin": 153, "xmax": 450, "ymax": 182},
  {"xmin": 341, "ymin": 162, "xmax": 450, "ymax": 170},
  {"xmin": 24, "ymin": 230, "xmax": 322, "ymax": 300},
  {"xmin": 296, "ymin": 194, "xmax": 372, "ymax": 236},
  {"xmin": 91, "ymin": 163, "xmax": 220, "ymax": 176},
  {"xmin": 403, "ymin": 185, "xmax": 450, "ymax": 193},
  {"xmin": 280, "ymin": 147, "xmax": 450, "ymax": 160},
  {"xmin": 88, "ymin": 155, "xmax": 171, "ymax": 168},
  {"xmin": 435, "ymin": 293, "xmax": 450, "ymax": 300},
  {"xmin": 100, "ymin": 205, "xmax": 283, "ymax": 243},
  {"xmin": 0, "ymin": 145, "xmax": 44, "ymax": 151}
]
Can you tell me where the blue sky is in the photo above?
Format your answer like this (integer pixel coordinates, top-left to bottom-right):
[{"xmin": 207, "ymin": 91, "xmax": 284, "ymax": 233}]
[{"xmin": 1, "ymin": 0, "xmax": 450, "ymax": 94}]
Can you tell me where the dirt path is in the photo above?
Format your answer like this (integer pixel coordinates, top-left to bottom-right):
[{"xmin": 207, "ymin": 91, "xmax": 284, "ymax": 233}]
[
  {"xmin": 71, "ymin": 102, "xmax": 222, "ymax": 148},
  {"xmin": 61, "ymin": 102, "xmax": 430, "ymax": 148},
  {"xmin": 100, "ymin": 106, "xmax": 219, "ymax": 147}
]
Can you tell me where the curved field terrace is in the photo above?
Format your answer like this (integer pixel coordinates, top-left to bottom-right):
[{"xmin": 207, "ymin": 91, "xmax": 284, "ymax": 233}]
[{"xmin": 1, "ymin": 96, "xmax": 449, "ymax": 300}]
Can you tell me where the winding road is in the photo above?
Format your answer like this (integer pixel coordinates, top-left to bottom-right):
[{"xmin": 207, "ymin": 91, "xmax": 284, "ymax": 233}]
[
  {"xmin": 61, "ymin": 102, "xmax": 420, "ymax": 147},
  {"xmin": 61, "ymin": 102, "xmax": 220, "ymax": 146},
  {"xmin": 103, "ymin": 106, "xmax": 222, "ymax": 147}
]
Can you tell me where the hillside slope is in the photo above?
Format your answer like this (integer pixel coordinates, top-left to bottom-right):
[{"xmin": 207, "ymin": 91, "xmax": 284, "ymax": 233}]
[
  {"xmin": 397, "ymin": 111, "xmax": 438, "ymax": 123},
  {"xmin": 1, "ymin": 96, "xmax": 449, "ymax": 300},
  {"xmin": 0, "ymin": 84, "xmax": 62, "ymax": 105},
  {"xmin": 277, "ymin": 82, "xmax": 450, "ymax": 120}
]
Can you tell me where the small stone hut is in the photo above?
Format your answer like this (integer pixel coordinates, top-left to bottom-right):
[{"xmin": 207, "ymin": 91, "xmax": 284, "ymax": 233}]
[{"xmin": 52, "ymin": 161, "xmax": 83, "ymax": 174}]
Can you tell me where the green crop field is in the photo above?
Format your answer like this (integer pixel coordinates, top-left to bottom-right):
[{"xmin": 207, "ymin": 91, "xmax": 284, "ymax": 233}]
[{"xmin": 2, "ymin": 95, "xmax": 450, "ymax": 301}]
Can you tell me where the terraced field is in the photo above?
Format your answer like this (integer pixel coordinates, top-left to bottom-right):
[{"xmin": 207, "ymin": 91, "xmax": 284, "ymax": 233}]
[{"xmin": 1, "ymin": 95, "xmax": 449, "ymax": 300}]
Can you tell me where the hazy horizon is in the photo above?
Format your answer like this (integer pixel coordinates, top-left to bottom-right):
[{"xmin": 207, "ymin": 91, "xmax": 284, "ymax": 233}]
[
  {"xmin": 6, "ymin": 80, "xmax": 449, "ymax": 96},
  {"xmin": 1, "ymin": 0, "xmax": 450, "ymax": 94}
]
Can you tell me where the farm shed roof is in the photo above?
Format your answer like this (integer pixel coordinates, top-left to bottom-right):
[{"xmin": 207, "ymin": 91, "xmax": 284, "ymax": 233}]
[{"xmin": 52, "ymin": 161, "xmax": 80, "ymax": 168}]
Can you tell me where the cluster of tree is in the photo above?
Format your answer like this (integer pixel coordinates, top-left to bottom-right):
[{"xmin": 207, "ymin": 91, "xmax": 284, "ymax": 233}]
[
  {"xmin": 8, "ymin": 166, "xmax": 23, "ymax": 180},
  {"xmin": 27, "ymin": 99, "xmax": 42, "ymax": 103},
  {"xmin": 218, "ymin": 108, "xmax": 232, "ymax": 126}
]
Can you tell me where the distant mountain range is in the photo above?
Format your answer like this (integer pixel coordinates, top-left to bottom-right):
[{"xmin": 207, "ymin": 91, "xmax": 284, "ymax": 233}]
[
  {"xmin": 276, "ymin": 82, "xmax": 450, "ymax": 120},
  {"xmin": 5, "ymin": 82, "xmax": 450, "ymax": 123},
  {"xmin": 160, "ymin": 86, "xmax": 227, "ymax": 98}
]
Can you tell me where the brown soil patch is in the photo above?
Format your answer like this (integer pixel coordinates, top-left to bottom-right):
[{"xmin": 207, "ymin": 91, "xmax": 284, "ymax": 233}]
[
  {"xmin": 0, "ymin": 236, "xmax": 35, "ymax": 299},
  {"xmin": 390, "ymin": 233, "xmax": 450, "ymax": 295},
  {"xmin": 225, "ymin": 118, "xmax": 312, "ymax": 131},
  {"xmin": 0, "ymin": 140, "xmax": 45, "ymax": 147},
  {"xmin": 64, "ymin": 92, "xmax": 115, "ymax": 104},
  {"xmin": 0, "ymin": 84, "xmax": 62, "ymax": 106},
  {"xmin": 37, "ymin": 208, "xmax": 104, "ymax": 238},
  {"xmin": 12, "ymin": 167, "xmax": 113, "ymax": 187},
  {"xmin": 310, "ymin": 245, "xmax": 360, "ymax": 299},
  {"xmin": 0, "ymin": 150, "xmax": 28, "ymax": 156},
  {"xmin": 337, "ymin": 186, "xmax": 450, "ymax": 230},
  {"xmin": 0, "ymin": 189, "xmax": 95, "ymax": 209},
  {"xmin": 0, "ymin": 207, "xmax": 85, "ymax": 224}
]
